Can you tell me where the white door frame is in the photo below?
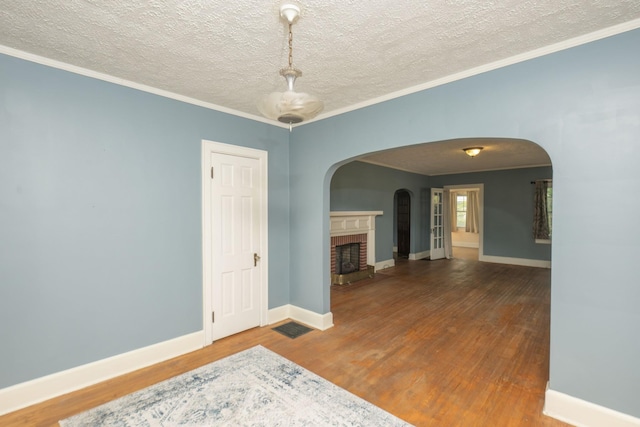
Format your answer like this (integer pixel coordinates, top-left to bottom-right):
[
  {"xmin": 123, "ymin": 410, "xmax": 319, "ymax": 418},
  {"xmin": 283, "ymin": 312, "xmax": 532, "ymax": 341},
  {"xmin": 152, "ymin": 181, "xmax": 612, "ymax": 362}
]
[
  {"xmin": 430, "ymin": 188, "xmax": 445, "ymax": 260},
  {"xmin": 444, "ymin": 183, "xmax": 484, "ymax": 258},
  {"xmin": 201, "ymin": 140, "xmax": 269, "ymax": 345}
]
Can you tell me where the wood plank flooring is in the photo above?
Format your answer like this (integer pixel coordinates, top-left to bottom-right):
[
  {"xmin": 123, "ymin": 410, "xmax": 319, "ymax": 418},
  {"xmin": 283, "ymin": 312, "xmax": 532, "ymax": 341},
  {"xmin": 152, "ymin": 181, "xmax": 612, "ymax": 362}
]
[{"xmin": 1, "ymin": 254, "xmax": 569, "ymax": 426}]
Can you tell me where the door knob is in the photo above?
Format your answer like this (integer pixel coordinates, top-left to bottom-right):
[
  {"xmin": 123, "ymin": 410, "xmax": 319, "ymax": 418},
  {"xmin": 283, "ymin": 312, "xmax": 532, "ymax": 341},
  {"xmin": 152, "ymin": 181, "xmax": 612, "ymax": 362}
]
[{"xmin": 254, "ymin": 253, "xmax": 261, "ymax": 267}]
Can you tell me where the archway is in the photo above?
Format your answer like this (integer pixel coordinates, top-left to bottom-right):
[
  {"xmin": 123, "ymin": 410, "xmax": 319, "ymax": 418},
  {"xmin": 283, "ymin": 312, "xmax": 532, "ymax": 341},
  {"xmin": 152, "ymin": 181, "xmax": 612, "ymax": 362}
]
[
  {"xmin": 289, "ymin": 33, "xmax": 639, "ymax": 422},
  {"xmin": 329, "ymin": 137, "xmax": 552, "ymax": 277},
  {"xmin": 394, "ymin": 189, "xmax": 411, "ymax": 258},
  {"xmin": 326, "ymin": 137, "xmax": 553, "ymax": 421}
]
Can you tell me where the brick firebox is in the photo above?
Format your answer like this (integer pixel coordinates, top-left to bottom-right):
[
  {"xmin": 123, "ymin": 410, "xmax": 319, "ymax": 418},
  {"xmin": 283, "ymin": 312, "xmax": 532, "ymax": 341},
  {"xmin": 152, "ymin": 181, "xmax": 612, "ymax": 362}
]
[{"xmin": 330, "ymin": 234, "xmax": 368, "ymax": 274}]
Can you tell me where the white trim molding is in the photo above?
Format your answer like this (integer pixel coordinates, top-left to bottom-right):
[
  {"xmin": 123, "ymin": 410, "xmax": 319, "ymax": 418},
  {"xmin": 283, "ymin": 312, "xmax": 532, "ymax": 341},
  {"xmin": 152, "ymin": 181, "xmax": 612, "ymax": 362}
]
[
  {"xmin": 545, "ymin": 386, "xmax": 640, "ymax": 427},
  {"xmin": 452, "ymin": 242, "xmax": 480, "ymax": 249},
  {"xmin": 409, "ymin": 250, "xmax": 431, "ymax": 261},
  {"xmin": 267, "ymin": 304, "xmax": 334, "ymax": 331},
  {"xmin": 267, "ymin": 305, "xmax": 292, "ymax": 325},
  {"xmin": 480, "ymin": 254, "xmax": 551, "ymax": 269},
  {"xmin": 444, "ymin": 184, "xmax": 485, "ymax": 260},
  {"xmin": 201, "ymin": 140, "xmax": 269, "ymax": 344},
  {"xmin": 2, "ymin": 18, "xmax": 639, "ymax": 131},
  {"xmin": 307, "ymin": 18, "xmax": 640, "ymax": 124},
  {"xmin": 330, "ymin": 211, "xmax": 383, "ymax": 271},
  {"xmin": 0, "ymin": 45, "xmax": 287, "ymax": 128},
  {"xmin": 0, "ymin": 331, "xmax": 204, "ymax": 416},
  {"xmin": 375, "ymin": 258, "xmax": 396, "ymax": 271}
]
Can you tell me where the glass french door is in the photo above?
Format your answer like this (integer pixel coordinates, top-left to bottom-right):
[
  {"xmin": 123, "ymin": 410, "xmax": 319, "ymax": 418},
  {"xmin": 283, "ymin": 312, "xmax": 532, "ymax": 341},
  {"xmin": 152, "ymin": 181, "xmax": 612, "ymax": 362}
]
[{"xmin": 430, "ymin": 188, "xmax": 445, "ymax": 260}]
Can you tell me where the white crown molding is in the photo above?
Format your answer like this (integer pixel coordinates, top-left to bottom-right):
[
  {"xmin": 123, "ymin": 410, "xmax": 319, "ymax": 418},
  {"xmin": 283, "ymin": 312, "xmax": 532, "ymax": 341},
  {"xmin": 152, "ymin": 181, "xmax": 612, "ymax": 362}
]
[
  {"xmin": 3, "ymin": 18, "xmax": 639, "ymax": 131},
  {"xmin": 358, "ymin": 158, "xmax": 552, "ymax": 176},
  {"xmin": 308, "ymin": 18, "xmax": 640, "ymax": 124},
  {"xmin": 0, "ymin": 44, "xmax": 289, "ymax": 129}
]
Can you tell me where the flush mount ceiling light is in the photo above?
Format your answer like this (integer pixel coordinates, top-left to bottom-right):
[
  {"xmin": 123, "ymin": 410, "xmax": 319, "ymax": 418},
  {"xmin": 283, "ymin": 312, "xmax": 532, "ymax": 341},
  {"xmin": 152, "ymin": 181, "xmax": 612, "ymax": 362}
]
[
  {"xmin": 463, "ymin": 147, "xmax": 484, "ymax": 157},
  {"xmin": 257, "ymin": 3, "xmax": 323, "ymax": 130}
]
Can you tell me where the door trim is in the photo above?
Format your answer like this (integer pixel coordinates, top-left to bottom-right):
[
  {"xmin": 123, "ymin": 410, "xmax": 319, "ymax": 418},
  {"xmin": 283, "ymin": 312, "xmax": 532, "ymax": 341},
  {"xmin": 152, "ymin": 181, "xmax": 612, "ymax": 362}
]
[
  {"xmin": 444, "ymin": 184, "xmax": 484, "ymax": 259},
  {"xmin": 201, "ymin": 140, "xmax": 268, "ymax": 345},
  {"xmin": 430, "ymin": 188, "xmax": 445, "ymax": 260}
]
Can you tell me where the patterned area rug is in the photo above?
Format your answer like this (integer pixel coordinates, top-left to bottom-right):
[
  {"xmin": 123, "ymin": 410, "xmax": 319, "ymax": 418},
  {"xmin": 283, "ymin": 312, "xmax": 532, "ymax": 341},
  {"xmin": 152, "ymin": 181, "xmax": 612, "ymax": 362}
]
[{"xmin": 59, "ymin": 345, "xmax": 411, "ymax": 426}]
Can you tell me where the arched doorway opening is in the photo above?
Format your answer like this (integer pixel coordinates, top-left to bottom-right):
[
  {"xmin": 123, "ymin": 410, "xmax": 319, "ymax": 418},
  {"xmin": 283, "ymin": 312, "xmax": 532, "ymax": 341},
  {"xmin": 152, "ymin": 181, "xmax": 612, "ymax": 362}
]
[
  {"xmin": 394, "ymin": 189, "xmax": 411, "ymax": 259},
  {"xmin": 326, "ymin": 137, "xmax": 554, "ymax": 424},
  {"xmin": 329, "ymin": 137, "xmax": 552, "ymax": 274}
]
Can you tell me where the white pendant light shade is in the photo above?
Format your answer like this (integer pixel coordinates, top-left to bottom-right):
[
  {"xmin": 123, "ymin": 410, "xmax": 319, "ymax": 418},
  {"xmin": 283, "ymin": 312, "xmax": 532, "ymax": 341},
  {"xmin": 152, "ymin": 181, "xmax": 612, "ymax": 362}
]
[
  {"xmin": 258, "ymin": 90, "xmax": 324, "ymax": 124},
  {"xmin": 258, "ymin": 3, "xmax": 323, "ymax": 126}
]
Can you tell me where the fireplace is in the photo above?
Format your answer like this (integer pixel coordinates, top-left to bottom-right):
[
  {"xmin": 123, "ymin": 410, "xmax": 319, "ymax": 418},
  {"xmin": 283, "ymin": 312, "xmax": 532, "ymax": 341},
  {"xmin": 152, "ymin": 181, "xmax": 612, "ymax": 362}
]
[
  {"xmin": 330, "ymin": 234, "xmax": 371, "ymax": 285},
  {"xmin": 336, "ymin": 243, "xmax": 360, "ymax": 274},
  {"xmin": 330, "ymin": 211, "xmax": 382, "ymax": 285}
]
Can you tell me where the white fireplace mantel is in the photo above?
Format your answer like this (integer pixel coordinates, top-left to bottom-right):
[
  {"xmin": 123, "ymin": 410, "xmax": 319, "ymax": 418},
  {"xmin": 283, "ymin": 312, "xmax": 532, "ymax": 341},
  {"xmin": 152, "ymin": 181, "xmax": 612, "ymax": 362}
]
[
  {"xmin": 330, "ymin": 211, "xmax": 383, "ymax": 236},
  {"xmin": 330, "ymin": 211, "xmax": 383, "ymax": 269}
]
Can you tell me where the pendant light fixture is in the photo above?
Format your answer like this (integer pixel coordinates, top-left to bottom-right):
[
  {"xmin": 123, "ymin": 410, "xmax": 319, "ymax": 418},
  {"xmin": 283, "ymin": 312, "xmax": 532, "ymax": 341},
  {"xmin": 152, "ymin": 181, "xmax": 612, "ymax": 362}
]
[{"xmin": 257, "ymin": 3, "xmax": 323, "ymax": 130}]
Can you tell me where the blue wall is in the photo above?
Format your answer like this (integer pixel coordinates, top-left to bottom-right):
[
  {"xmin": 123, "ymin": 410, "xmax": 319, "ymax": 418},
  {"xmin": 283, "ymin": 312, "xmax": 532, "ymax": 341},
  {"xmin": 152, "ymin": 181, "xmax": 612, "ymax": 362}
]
[
  {"xmin": 290, "ymin": 29, "xmax": 640, "ymax": 417},
  {"xmin": 0, "ymin": 54, "xmax": 290, "ymax": 387},
  {"xmin": 330, "ymin": 161, "xmax": 431, "ymax": 261},
  {"xmin": 430, "ymin": 166, "xmax": 553, "ymax": 260},
  {"xmin": 331, "ymin": 162, "xmax": 552, "ymax": 263},
  {"xmin": 1, "ymin": 26, "xmax": 640, "ymax": 420}
]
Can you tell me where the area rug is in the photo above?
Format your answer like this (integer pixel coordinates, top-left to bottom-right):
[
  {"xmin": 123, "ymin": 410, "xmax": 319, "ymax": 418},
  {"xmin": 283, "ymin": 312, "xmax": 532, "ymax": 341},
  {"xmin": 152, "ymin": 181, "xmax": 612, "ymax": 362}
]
[{"xmin": 59, "ymin": 345, "xmax": 411, "ymax": 426}]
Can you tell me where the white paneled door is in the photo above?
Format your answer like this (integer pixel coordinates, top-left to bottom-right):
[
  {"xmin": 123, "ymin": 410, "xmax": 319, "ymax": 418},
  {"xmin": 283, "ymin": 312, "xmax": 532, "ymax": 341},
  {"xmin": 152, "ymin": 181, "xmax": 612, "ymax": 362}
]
[
  {"xmin": 202, "ymin": 142, "xmax": 267, "ymax": 343},
  {"xmin": 430, "ymin": 188, "xmax": 445, "ymax": 260}
]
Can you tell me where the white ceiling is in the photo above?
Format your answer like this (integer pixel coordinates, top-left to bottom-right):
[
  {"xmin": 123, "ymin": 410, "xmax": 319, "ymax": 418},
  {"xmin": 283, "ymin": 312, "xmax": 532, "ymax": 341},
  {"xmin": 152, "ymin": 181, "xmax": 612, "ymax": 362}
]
[
  {"xmin": 359, "ymin": 138, "xmax": 552, "ymax": 176},
  {"xmin": 1, "ymin": 1, "xmax": 639, "ymax": 175}
]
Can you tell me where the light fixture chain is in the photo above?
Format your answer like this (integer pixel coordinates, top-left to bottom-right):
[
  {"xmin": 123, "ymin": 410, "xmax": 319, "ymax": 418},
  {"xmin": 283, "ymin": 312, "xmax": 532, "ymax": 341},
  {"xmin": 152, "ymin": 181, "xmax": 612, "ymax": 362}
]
[
  {"xmin": 288, "ymin": 23, "xmax": 293, "ymax": 68},
  {"xmin": 257, "ymin": 4, "xmax": 323, "ymax": 126}
]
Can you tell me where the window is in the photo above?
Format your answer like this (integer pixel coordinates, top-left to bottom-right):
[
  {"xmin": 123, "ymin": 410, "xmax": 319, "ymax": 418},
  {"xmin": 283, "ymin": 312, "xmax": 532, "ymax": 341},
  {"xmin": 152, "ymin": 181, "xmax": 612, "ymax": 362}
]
[
  {"xmin": 533, "ymin": 180, "xmax": 552, "ymax": 243},
  {"xmin": 545, "ymin": 186, "xmax": 552, "ymax": 236},
  {"xmin": 456, "ymin": 193, "xmax": 467, "ymax": 229}
]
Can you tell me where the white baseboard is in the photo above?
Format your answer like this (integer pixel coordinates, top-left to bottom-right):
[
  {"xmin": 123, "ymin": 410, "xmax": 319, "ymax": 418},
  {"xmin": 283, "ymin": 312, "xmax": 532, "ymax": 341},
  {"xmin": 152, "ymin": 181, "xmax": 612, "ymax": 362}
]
[
  {"xmin": 375, "ymin": 258, "xmax": 395, "ymax": 271},
  {"xmin": 409, "ymin": 250, "xmax": 430, "ymax": 260},
  {"xmin": 267, "ymin": 304, "xmax": 291, "ymax": 325},
  {"xmin": 480, "ymin": 254, "xmax": 551, "ymax": 268},
  {"xmin": 544, "ymin": 386, "xmax": 640, "ymax": 427},
  {"xmin": 0, "ymin": 331, "xmax": 205, "ymax": 416},
  {"xmin": 268, "ymin": 304, "xmax": 334, "ymax": 331},
  {"xmin": 452, "ymin": 242, "xmax": 479, "ymax": 248}
]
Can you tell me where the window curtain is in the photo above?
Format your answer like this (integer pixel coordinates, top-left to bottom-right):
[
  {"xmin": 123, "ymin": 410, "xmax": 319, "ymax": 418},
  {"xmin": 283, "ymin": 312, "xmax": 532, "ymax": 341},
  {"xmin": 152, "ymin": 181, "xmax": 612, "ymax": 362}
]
[
  {"xmin": 466, "ymin": 190, "xmax": 480, "ymax": 233},
  {"xmin": 443, "ymin": 189, "xmax": 453, "ymax": 259},
  {"xmin": 533, "ymin": 180, "xmax": 551, "ymax": 240}
]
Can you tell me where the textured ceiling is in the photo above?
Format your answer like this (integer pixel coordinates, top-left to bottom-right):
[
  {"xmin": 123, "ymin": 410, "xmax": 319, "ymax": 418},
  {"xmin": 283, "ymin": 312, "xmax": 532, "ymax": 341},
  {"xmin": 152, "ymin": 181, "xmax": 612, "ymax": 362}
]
[
  {"xmin": 359, "ymin": 138, "xmax": 551, "ymax": 176},
  {"xmin": 1, "ymin": 1, "xmax": 639, "ymax": 174}
]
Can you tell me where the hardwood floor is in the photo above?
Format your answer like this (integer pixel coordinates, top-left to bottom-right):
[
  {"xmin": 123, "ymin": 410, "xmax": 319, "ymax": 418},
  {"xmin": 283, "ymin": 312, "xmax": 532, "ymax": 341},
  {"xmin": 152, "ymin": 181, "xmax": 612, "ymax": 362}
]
[{"xmin": 1, "ymin": 256, "xmax": 569, "ymax": 426}]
